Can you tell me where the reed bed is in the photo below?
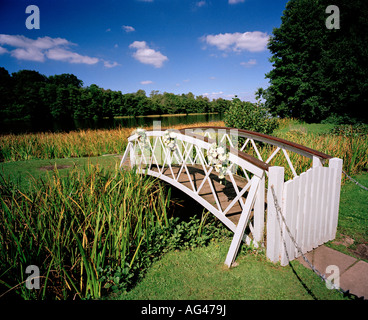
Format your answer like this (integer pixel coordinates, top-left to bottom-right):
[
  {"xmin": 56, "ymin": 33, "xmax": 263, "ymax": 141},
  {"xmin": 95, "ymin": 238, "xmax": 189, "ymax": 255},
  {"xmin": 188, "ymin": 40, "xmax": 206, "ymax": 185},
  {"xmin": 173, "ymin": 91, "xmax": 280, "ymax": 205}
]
[
  {"xmin": 0, "ymin": 121, "xmax": 225, "ymax": 162},
  {"xmin": 275, "ymin": 130, "xmax": 368, "ymax": 176},
  {"xmin": 0, "ymin": 163, "xmax": 172, "ymax": 299}
]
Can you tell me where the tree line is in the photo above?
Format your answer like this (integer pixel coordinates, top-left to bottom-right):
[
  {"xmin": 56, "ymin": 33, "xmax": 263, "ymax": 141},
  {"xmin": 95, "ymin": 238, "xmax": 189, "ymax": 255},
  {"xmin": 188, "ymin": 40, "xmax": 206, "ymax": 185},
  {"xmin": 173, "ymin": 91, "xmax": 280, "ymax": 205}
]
[
  {"xmin": 258, "ymin": 0, "xmax": 368, "ymax": 124},
  {"xmin": 0, "ymin": 67, "xmax": 231, "ymax": 122}
]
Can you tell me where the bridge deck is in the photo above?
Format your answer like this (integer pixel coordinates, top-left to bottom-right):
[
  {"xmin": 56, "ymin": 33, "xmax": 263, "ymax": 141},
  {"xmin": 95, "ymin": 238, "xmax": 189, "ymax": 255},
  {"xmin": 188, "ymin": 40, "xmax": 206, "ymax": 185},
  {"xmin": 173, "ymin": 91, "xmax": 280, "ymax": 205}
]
[{"xmin": 122, "ymin": 160, "xmax": 252, "ymax": 226}]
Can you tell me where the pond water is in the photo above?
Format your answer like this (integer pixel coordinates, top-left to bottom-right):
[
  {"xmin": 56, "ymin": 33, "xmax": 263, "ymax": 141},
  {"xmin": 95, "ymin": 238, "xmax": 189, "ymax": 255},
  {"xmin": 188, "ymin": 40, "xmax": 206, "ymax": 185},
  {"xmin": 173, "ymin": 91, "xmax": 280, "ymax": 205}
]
[{"xmin": 1, "ymin": 113, "xmax": 223, "ymax": 135}]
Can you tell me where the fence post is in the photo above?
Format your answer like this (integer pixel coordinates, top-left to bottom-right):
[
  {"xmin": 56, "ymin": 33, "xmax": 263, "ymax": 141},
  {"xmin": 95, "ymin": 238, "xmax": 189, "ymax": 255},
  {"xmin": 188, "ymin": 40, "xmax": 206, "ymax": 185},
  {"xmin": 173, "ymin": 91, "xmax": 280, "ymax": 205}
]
[
  {"xmin": 313, "ymin": 156, "xmax": 323, "ymax": 168},
  {"xmin": 253, "ymin": 173, "xmax": 265, "ymax": 246},
  {"xmin": 129, "ymin": 142, "xmax": 136, "ymax": 168},
  {"xmin": 266, "ymin": 166, "xmax": 284, "ymax": 263},
  {"xmin": 329, "ymin": 158, "xmax": 343, "ymax": 241}
]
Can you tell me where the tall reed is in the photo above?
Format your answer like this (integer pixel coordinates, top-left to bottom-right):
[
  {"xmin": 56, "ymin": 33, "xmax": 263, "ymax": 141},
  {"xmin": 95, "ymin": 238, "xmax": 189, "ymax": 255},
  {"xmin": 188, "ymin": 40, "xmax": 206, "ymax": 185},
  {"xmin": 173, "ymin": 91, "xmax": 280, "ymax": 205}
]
[
  {"xmin": 275, "ymin": 131, "xmax": 368, "ymax": 176},
  {"xmin": 0, "ymin": 163, "xmax": 171, "ymax": 299},
  {"xmin": 0, "ymin": 121, "xmax": 225, "ymax": 162}
]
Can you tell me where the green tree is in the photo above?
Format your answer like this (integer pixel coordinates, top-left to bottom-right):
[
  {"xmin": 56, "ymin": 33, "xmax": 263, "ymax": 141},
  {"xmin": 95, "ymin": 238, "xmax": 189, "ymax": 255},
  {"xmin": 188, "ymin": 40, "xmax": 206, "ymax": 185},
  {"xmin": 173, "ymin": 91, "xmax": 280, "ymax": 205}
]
[
  {"xmin": 11, "ymin": 70, "xmax": 48, "ymax": 120},
  {"xmin": 48, "ymin": 73, "xmax": 83, "ymax": 88},
  {"xmin": 261, "ymin": 0, "xmax": 368, "ymax": 124},
  {"xmin": 0, "ymin": 67, "xmax": 13, "ymax": 120}
]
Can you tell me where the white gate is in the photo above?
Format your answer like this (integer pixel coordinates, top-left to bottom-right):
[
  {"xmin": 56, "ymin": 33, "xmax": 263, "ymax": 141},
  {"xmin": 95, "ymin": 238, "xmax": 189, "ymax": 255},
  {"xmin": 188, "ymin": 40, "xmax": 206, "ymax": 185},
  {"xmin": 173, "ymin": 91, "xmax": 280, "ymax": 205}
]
[{"xmin": 266, "ymin": 157, "xmax": 343, "ymax": 266}]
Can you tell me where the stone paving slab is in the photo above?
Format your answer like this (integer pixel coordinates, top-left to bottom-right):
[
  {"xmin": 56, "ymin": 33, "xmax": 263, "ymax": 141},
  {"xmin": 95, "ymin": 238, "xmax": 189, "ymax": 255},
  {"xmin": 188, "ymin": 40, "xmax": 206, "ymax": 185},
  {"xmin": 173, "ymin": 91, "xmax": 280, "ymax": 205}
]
[
  {"xmin": 297, "ymin": 245, "xmax": 368, "ymax": 299},
  {"xmin": 340, "ymin": 261, "xmax": 368, "ymax": 299}
]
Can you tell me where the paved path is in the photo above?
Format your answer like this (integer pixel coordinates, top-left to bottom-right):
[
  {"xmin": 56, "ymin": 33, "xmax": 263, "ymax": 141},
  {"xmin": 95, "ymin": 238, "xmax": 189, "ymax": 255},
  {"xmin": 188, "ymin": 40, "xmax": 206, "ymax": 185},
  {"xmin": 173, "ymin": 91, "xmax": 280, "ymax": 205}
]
[{"xmin": 297, "ymin": 245, "xmax": 368, "ymax": 299}]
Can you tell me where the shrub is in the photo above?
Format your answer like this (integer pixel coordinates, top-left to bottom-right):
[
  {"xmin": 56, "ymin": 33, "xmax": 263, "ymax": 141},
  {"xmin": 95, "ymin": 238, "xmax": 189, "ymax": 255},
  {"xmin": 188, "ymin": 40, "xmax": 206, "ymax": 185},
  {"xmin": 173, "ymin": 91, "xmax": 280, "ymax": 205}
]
[{"xmin": 224, "ymin": 97, "xmax": 279, "ymax": 135}]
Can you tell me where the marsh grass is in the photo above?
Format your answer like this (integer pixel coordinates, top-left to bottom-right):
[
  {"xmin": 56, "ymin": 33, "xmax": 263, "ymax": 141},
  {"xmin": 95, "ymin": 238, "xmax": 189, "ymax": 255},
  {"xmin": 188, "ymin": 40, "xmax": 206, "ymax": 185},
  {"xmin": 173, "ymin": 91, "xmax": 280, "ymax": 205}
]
[
  {"xmin": 0, "ymin": 121, "xmax": 225, "ymax": 162},
  {"xmin": 1, "ymin": 119, "xmax": 366, "ymax": 176},
  {"xmin": 0, "ymin": 163, "xmax": 173, "ymax": 299},
  {"xmin": 0, "ymin": 159, "xmax": 230, "ymax": 300}
]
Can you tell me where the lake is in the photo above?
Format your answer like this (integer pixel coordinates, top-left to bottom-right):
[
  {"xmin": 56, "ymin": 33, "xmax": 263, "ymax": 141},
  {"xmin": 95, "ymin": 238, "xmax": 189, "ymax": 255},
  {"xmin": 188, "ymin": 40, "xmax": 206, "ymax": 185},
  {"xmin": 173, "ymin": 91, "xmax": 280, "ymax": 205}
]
[{"xmin": 0, "ymin": 113, "xmax": 223, "ymax": 135}]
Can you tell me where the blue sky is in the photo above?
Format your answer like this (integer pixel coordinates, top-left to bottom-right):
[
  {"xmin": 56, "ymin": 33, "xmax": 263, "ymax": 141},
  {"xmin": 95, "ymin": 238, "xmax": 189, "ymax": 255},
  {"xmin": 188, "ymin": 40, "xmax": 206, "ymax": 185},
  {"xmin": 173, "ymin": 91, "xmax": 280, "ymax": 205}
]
[{"xmin": 0, "ymin": 0, "xmax": 289, "ymax": 102}]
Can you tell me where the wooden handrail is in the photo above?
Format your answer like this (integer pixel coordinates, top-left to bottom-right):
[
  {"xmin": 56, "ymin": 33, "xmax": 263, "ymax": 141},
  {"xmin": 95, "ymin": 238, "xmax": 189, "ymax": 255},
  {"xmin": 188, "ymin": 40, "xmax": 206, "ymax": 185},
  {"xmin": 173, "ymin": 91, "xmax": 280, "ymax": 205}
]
[{"xmin": 180, "ymin": 126, "xmax": 332, "ymax": 160}]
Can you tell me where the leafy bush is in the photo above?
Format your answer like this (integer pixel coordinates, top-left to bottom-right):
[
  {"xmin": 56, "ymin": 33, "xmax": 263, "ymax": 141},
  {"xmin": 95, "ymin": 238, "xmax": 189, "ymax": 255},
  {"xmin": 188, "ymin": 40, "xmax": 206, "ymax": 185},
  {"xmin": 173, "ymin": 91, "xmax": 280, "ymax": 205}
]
[{"xmin": 224, "ymin": 97, "xmax": 278, "ymax": 135}]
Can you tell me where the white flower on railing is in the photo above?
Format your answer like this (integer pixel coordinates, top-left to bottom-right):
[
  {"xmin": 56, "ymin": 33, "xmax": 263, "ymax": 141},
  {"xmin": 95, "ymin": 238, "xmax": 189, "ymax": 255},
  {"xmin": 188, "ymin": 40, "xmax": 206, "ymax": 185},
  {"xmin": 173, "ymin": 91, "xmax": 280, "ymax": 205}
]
[
  {"xmin": 162, "ymin": 130, "xmax": 178, "ymax": 152},
  {"xmin": 133, "ymin": 128, "xmax": 150, "ymax": 150},
  {"xmin": 208, "ymin": 142, "xmax": 230, "ymax": 181}
]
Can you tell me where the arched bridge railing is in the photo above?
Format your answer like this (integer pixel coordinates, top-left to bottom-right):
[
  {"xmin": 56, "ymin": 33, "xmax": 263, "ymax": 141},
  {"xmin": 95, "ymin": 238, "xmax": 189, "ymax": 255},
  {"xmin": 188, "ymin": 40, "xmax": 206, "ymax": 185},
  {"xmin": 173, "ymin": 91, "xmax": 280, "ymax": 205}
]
[{"xmin": 120, "ymin": 126, "xmax": 343, "ymax": 267}]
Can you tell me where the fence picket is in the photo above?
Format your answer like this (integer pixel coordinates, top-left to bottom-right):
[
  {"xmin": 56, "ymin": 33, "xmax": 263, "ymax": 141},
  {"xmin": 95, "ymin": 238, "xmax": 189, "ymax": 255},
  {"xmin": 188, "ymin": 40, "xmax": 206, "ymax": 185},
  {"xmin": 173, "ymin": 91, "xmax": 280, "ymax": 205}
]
[
  {"xmin": 314, "ymin": 166, "xmax": 323, "ymax": 246},
  {"xmin": 319, "ymin": 167, "xmax": 329, "ymax": 243},
  {"xmin": 266, "ymin": 166, "xmax": 284, "ymax": 263},
  {"xmin": 329, "ymin": 158, "xmax": 343, "ymax": 241},
  {"xmin": 303, "ymin": 168, "xmax": 313, "ymax": 252},
  {"xmin": 281, "ymin": 180, "xmax": 293, "ymax": 265},
  {"xmin": 297, "ymin": 172, "xmax": 306, "ymax": 257}
]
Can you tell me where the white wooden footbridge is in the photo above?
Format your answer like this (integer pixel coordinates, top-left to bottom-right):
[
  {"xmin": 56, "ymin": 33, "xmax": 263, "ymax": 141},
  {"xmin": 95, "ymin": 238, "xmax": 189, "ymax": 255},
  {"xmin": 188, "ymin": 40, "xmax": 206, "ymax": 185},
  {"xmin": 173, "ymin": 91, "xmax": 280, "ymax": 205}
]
[{"xmin": 120, "ymin": 126, "xmax": 343, "ymax": 268}]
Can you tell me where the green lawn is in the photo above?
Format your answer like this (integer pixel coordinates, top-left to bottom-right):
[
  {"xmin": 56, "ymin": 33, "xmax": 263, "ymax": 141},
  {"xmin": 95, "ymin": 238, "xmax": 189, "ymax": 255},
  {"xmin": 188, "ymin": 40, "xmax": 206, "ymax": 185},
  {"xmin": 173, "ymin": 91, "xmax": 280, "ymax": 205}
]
[
  {"xmin": 275, "ymin": 120, "xmax": 335, "ymax": 135},
  {"xmin": 113, "ymin": 239, "xmax": 347, "ymax": 300},
  {"xmin": 0, "ymin": 154, "xmax": 121, "ymax": 191},
  {"xmin": 327, "ymin": 172, "xmax": 368, "ymax": 261}
]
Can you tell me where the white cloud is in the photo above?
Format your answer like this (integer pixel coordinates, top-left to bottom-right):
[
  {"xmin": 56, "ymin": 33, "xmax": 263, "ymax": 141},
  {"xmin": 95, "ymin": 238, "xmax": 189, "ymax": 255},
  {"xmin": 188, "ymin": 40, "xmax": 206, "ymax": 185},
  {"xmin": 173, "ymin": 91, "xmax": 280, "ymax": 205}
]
[
  {"xmin": 240, "ymin": 59, "xmax": 257, "ymax": 67},
  {"xmin": 0, "ymin": 34, "xmax": 102, "ymax": 65},
  {"xmin": 11, "ymin": 47, "xmax": 45, "ymax": 62},
  {"xmin": 103, "ymin": 60, "xmax": 120, "ymax": 68},
  {"xmin": 0, "ymin": 46, "xmax": 8, "ymax": 54},
  {"xmin": 201, "ymin": 31, "xmax": 269, "ymax": 53},
  {"xmin": 140, "ymin": 80, "xmax": 153, "ymax": 85},
  {"xmin": 229, "ymin": 0, "xmax": 245, "ymax": 4},
  {"xmin": 122, "ymin": 25, "xmax": 135, "ymax": 33},
  {"xmin": 203, "ymin": 91, "xmax": 225, "ymax": 100},
  {"xmin": 46, "ymin": 48, "xmax": 99, "ymax": 64},
  {"xmin": 129, "ymin": 41, "xmax": 168, "ymax": 68},
  {"xmin": 196, "ymin": 1, "xmax": 206, "ymax": 7}
]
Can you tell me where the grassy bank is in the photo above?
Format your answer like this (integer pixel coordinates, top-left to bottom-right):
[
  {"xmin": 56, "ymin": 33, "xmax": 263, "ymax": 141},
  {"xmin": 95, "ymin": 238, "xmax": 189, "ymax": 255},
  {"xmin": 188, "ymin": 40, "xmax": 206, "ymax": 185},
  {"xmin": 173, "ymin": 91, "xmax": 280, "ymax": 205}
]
[{"xmin": 115, "ymin": 239, "xmax": 347, "ymax": 300}]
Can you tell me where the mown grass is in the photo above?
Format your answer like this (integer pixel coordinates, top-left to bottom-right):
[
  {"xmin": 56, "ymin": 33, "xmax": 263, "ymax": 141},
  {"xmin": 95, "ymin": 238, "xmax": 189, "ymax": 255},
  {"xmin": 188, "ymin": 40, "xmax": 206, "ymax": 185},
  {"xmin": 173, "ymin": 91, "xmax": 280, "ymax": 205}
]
[
  {"xmin": 115, "ymin": 239, "xmax": 347, "ymax": 300},
  {"xmin": 0, "ymin": 155, "xmax": 121, "ymax": 191},
  {"xmin": 328, "ymin": 172, "xmax": 368, "ymax": 261}
]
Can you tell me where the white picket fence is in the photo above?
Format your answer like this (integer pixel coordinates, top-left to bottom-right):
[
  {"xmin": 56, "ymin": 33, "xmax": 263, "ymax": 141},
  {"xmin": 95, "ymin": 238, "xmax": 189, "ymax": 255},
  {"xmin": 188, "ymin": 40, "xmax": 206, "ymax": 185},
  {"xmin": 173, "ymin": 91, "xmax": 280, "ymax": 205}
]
[{"xmin": 266, "ymin": 157, "xmax": 343, "ymax": 266}]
